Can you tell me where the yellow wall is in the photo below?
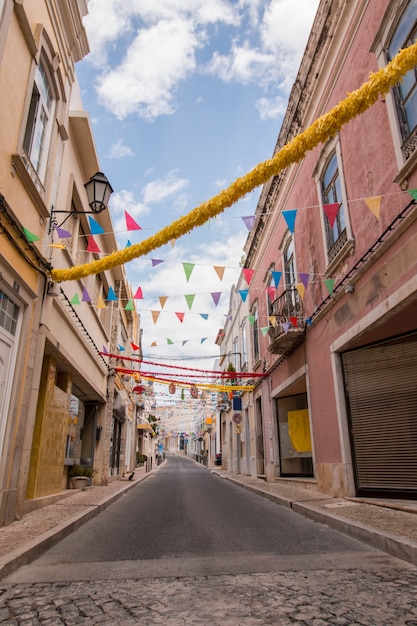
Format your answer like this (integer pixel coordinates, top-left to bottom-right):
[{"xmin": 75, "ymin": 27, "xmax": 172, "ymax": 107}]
[{"xmin": 26, "ymin": 356, "xmax": 69, "ymax": 498}]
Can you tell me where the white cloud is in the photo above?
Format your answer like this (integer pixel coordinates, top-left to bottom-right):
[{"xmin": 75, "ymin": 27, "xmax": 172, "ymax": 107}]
[
  {"xmin": 106, "ymin": 138, "xmax": 135, "ymax": 159},
  {"xmin": 206, "ymin": 41, "xmax": 278, "ymax": 86},
  {"xmin": 142, "ymin": 171, "xmax": 189, "ymax": 205},
  {"xmin": 256, "ymin": 95, "xmax": 287, "ymax": 120}
]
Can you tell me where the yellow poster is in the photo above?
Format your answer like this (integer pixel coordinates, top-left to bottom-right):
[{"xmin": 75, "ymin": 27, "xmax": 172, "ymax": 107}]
[{"xmin": 288, "ymin": 409, "xmax": 312, "ymax": 452}]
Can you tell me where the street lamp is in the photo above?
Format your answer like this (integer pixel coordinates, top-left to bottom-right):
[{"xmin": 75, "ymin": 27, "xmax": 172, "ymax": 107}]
[{"xmin": 49, "ymin": 171, "xmax": 113, "ymax": 232}]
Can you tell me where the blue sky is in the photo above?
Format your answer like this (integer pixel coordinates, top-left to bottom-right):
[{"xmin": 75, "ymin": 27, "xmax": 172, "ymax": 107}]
[{"xmin": 77, "ymin": 0, "xmax": 320, "ymax": 381}]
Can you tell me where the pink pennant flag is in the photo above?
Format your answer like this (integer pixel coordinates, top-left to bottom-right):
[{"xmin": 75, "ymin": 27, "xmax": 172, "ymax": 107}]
[
  {"xmin": 267, "ymin": 287, "xmax": 276, "ymax": 302},
  {"xmin": 323, "ymin": 203, "xmax": 340, "ymax": 228},
  {"xmin": 211, "ymin": 292, "xmax": 221, "ymax": 306},
  {"xmin": 87, "ymin": 235, "xmax": 101, "ymax": 253},
  {"xmin": 133, "ymin": 286, "xmax": 143, "ymax": 299},
  {"xmin": 175, "ymin": 312, "xmax": 185, "ymax": 323},
  {"xmin": 125, "ymin": 211, "xmax": 142, "ymax": 231},
  {"xmin": 242, "ymin": 269, "xmax": 255, "ymax": 284}
]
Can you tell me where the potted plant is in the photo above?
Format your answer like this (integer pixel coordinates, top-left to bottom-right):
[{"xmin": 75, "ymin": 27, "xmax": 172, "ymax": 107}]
[{"xmin": 68, "ymin": 464, "xmax": 97, "ymax": 490}]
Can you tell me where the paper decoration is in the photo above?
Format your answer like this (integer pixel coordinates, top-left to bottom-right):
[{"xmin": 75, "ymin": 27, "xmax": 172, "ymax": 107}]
[
  {"xmin": 283, "ymin": 322, "xmax": 291, "ymax": 332},
  {"xmin": 185, "ymin": 294, "xmax": 195, "ymax": 310},
  {"xmin": 242, "ymin": 215, "xmax": 256, "ymax": 230},
  {"xmin": 102, "ymin": 346, "xmax": 109, "ymax": 355},
  {"xmin": 182, "ymin": 340, "xmax": 189, "ymax": 346},
  {"xmin": 151, "ymin": 259, "xmax": 164, "ymax": 267},
  {"xmin": 182, "ymin": 262, "xmax": 195, "ymax": 282},
  {"xmin": 282, "ymin": 209, "xmax": 297, "ymax": 233},
  {"xmin": 306, "ymin": 317, "xmax": 313, "ymax": 327},
  {"xmin": 131, "ymin": 342, "xmax": 140, "ymax": 351},
  {"xmin": 134, "ymin": 286, "xmax": 143, "ymax": 299},
  {"xmin": 49, "ymin": 243, "xmax": 66, "ymax": 249},
  {"xmin": 201, "ymin": 337, "xmax": 207, "ymax": 344},
  {"xmin": 97, "ymin": 296, "xmax": 106, "ymax": 309},
  {"xmin": 151, "ymin": 341, "xmax": 157, "ymax": 347},
  {"xmin": 247, "ymin": 315, "xmax": 255, "ymax": 325},
  {"xmin": 170, "ymin": 240, "xmax": 176, "ymax": 247},
  {"xmin": 175, "ymin": 312, "xmax": 185, "ymax": 323},
  {"xmin": 238, "ymin": 290, "xmax": 249, "ymax": 302},
  {"xmin": 118, "ymin": 344, "xmax": 125, "ymax": 351},
  {"xmin": 364, "ymin": 196, "xmax": 382, "ymax": 219},
  {"xmin": 151, "ymin": 311, "xmax": 160, "ymax": 324},
  {"xmin": 82, "ymin": 287, "xmax": 91, "ymax": 302},
  {"xmin": 88, "ymin": 216, "xmax": 105, "ymax": 235},
  {"xmin": 200, "ymin": 313, "xmax": 209, "ymax": 320},
  {"xmin": 211, "ymin": 292, "xmax": 221, "ymax": 306},
  {"xmin": 261, "ymin": 327, "xmax": 269, "ymax": 336},
  {"xmin": 55, "ymin": 227, "xmax": 72, "ymax": 238},
  {"xmin": 23, "ymin": 227, "xmax": 40, "ymax": 243},
  {"xmin": 323, "ymin": 203, "xmax": 340, "ymax": 228},
  {"xmin": 214, "ymin": 266, "xmax": 225, "ymax": 280},
  {"xmin": 271, "ymin": 271, "xmax": 282, "ymax": 287},
  {"xmin": 167, "ymin": 338, "xmax": 174, "ymax": 344},
  {"xmin": 125, "ymin": 298, "xmax": 134, "ymax": 311},
  {"xmin": 125, "ymin": 240, "xmax": 132, "ymax": 247},
  {"xmin": 159, "ymin": 296, "xmax": 168, "ymax": 309},
  {"xmin": 87, "ymin": 235, "xmax": 101, "ymax": 253},
  {"xmin": 71, "ymin": 293, "xmax": 81, "ymax": 305},
  {"xmin": 107, "ymin": 287, "xmax": 117, "ymax": 301},
  {"xmin": 290, "ymin": 316, "xmax": 298, "ymax": 327},
  {"xmin": 408, "ymin": 188, "xmax": 417, "ymax": 200},
  {"xmin": 269, "ymin": 316, "xmax": 277, "ymax": 326},
  {"xmin": 295, "ymin": 283, "xmax": 305, "ymax": 299},
  {"xmin": 125, "ymin": 210, "xmax": 142, "ymax": 231},
  {"xmin": 267, "ymin": 287, "xmax": 276, "ymax": 302},
  {"xmin": 242, "ymin": 269, "xmax": 255, "ymax": 284},
  {"xmin": 324, "ymin": 279, "xmax": 335, "ymax": 295},
  {"xmin": 299, "ymin": 273, "xmax": 309, "ymax": 289}
]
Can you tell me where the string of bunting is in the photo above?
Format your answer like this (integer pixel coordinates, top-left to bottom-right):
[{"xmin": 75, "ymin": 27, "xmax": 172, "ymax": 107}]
[{"xmin": 48, "ymin": 42, "xmax": 417, "ymax": 283}]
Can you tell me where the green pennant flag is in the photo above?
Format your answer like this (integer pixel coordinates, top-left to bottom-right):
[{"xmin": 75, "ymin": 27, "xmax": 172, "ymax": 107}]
[
  {"xmin": 324, "ymin": 279, "xmax": 335, "ymax": 295},
  {"xmin": 124, "ymin": 298, "xmax": 134, "ymax": 311},
  {"xmin": 261, "ymin": 326, "xmax": 269, "ymax": 336},
  {"xmin": 408, "ymin": 188, "xmax": 417, "ymax": 200},
  {"xmin": 167, "ymin": 338, "xmax": 174, "ymax": 345},
  {"xmin": 23, "ymin": 227, "xmax": 40, "ymax": 243},
  {"xmin": 182, "ymin": 262, "xmax": 195, "ymax": 282},
  {"xmin": 71, "ymin": 293, "xmax": 81, "ymax": 305},
  {"xmin": 185, "ymin": 294, "xmax": 195, "ymax": 310},
  {"xmin": 247, "ymin": 315, "xmax": 255, "ymax": 325}
]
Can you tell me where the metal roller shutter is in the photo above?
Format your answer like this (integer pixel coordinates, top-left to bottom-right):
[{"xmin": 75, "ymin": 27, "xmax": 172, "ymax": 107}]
[{"xmin": 342, "ymin": 333, "xmax": 417, "ymax": 497}]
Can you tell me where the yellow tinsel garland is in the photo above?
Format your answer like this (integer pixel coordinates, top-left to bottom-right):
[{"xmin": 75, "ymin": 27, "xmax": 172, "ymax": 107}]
[{"xmin": 51, "ymin": 42, "xmax": 417, "ymax": 283}]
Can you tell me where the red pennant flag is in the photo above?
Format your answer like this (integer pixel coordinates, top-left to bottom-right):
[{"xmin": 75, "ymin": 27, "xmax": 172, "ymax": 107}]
[
  {"xmin": 87, "ymin": 235, "xmax": 101, "ymax": 253},
  {"xmin": 267, "ymin": 287, "xmax": 276, "ymax": 302},
  {"xmin": 125, "ymin": 211, "xmax": 142, "ymax": 231},
  {"xmin": 242, "ymin": 269, "xmax": 255, "ymax": 284},
  {"xmin": 175, "ymin": 312, "xmax": 185, "ymax": 323},
  {"xmin": 290, "ymin": 316, "xmax": 298, "ymax": 328},
  {"xmin": 323, "ymin": 203, "xmax": 340, "ymax": 228},
  {"xmin": 133, "ymin": 286, "xmax": 143, "ymax": 299},
  {"xmin": 131, "ymin": 342, "xmax": 140, "ymax": 351}
]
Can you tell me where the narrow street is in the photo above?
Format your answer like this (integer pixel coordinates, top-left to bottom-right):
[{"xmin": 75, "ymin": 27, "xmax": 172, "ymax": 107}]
[{"xmin": 2, "ymin": 455, "xmax": 417, "ymax": 625}]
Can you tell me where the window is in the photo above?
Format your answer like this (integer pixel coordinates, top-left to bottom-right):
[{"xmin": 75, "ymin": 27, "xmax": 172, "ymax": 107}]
[
  {"xmin": 23, "ymin": 59, "xmax": 55, "ymax": 181},
  {"xmin": 283, "ymin": 238, "xmax": 296, "ymax": 289},
  {"xmin": 240, "ymin": 320, "xmax": 248, "ymax": 369},
  {"xmin": 0, "ymin": 291, "xmax": 19, "ymax": 336},
  {"xmin": 252, "ymin": 303, "xmax": 260, "ymax": 363},
  {"xmin": 321, "ymin": 152, "xmax": 347, "ymax": 260},
  {"xmin": 387, "ymin": 1, "xmax": 417, "ymax": 145}
]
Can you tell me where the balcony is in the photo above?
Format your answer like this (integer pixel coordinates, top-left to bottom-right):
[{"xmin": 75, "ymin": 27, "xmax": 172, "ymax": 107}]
[{"xmin": 268, "ymin": 287, "xmax": 306, "ymax": 356}]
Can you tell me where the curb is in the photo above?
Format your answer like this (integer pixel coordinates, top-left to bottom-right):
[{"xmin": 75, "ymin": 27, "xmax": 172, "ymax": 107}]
[{"xmin": 0, "ymin": 470, "xmax": 154, "ymax": 580}]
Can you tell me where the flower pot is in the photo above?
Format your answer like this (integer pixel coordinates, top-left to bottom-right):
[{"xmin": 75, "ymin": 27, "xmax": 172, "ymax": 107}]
[{"xmin": 70, "ymin": 476, "xmax": 89, "ymax": 490}]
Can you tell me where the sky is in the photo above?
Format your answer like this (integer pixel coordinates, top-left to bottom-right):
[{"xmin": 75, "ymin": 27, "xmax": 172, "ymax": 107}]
[{"xmin": 76, "ymin": 0, "xmax": 320, "ymax": 392}]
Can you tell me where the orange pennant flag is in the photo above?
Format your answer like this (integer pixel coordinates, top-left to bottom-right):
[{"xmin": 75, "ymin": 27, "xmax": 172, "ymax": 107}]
[
  {"xmin": 364, "ymin": 196, "xmax": 382, "ymax": 219},
  {"xmin": 214, "ymin": 266, "xmax": 225, "ymax": 281},
  {"xmin": 295, "ymin": 283, "xmax": 305, "ymax": 299},
  {"xmin": 151, "ymin": 311, "xmax": 160, "ymax": 324},
  {"xmin": 159, "ymin": 296, "xmax": 168, "ymax": 309}
]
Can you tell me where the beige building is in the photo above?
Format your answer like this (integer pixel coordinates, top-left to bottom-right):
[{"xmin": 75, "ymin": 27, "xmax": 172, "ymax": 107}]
[{"xmin": 0, "ymin": 0, "xmax": 140, "ymax": 525}]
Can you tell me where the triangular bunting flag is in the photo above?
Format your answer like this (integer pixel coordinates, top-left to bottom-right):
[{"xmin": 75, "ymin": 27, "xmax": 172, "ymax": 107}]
[
  {"xmin": 269, "ymin": 316, "xmax": 277, "ymax": 327},
  {"xmin": 199, "ymin": 313, "xmax": 209, "ymax": 320},
  {"xmin": 182, "ymin": 340, "xmax": 189, "ymax": 346},
  {"xmin": 87, "ymin": 235, "xmax": 101, "ymax": 253},
  {"xmin": 151, "ymin": 311, "xmax": 160, "ymax": 324},
  {"xmin": 170, "ymin": 240, "xmax": 176, "ymax": 248},
  {"xmin": 167, "ymin": 338, "xmax": 174, "ymax": 345},
  {"xmin": 107, "ymin": 287, "xmax": 117, "ymax": 301},
  {"xmin": 271, "ymin": 271, "xmax": 282, "ymax": 287},
  {"xmin": 55, "ymin": 227, "xmax": 72, "ymax": 239},
  {"xmin": 49, "ymin": 243, "xmax": 66, "ymax": 249},
  {"xmin": 214, "ymin": 266, "xmax": 225, "ymax": 281},
  {"xmin": 283, "ymin": 322, "xmax": 291, "ymax": 332},
  {"xmin": 290, "ymin": 316, "xmax": 298, "ymax": 328},
  {"xmin": 242, "ymin": 215, "xmax": 256, "ymax": 230},
  {"xmin": 125, "ymin": 210, "xmax": 142, "ymax": 231},
  {"xmin": 323, "ymin": 203, "xmax": 340, "ymax": 228},
  {"xmin": 151, "ymin": 341, "xmax": 157, "ymax": 347},
  {"xmin": 185, "ymin": 294, "xmax": 195, "ymax": 310},
  {"xmin": 88, "ymin": 216, "xmax": 105, "ymax": 235},
  {"xmin": 238, "ymin": 290, "xmax": 249, "ymax": 302},
  {"xmin": 159, "ymin": 296, "xmax": 168, "ymax": 309},
  {"xmin": 299, "ymin": 273, "xmax": 309, "ymax": 289},
  {"xmin": 408, "ymin": 189, "xmax": 417, "ymax": 200},
  {"xmin": 324, "ymin": 278, "xmax": 335, "ymax": 295},
  {"xmin": 306, "ymin": 317, "xmax": 313, "ymax": 327},
  {"xmin": 182, "ymin": 262, "xmax": 195, "ymax": 282},
  {"xmin": 151, "ymin": 259, "xmax": 164, "ymax": 267},
  {"xmin": 295, "ymin": 283, "xmax": 305, "ymax": 299},
  {"xmin": 133, "ymin": 286, "xmax": 143, "ymax": 299},
  {"xmin": 82, "ymin": 287, "xmax": 91, "ymax": 302},
  {"xmin": 201, "ymin": 337, "xmax": 207, "ymax": 344},
  {"xmin": 71, "ymin": 293, "xmax": 81, "ymax": 305},
  {"xmin": 102, "ymin": 346, "xmax": 109, "ymax": 355},
  {"xmin": 211, "ymin": 292, "xmax": 221, "ymax": 306},
  {"xmin": 96, "ymin": 296, "xmax": 106, "ymax": 309},
  {"xmin": 125, "ymin": 298, "xmax": 134, "ymax": 311},
  {"xmin": 125, "ymin": 240, "xmax": 132, "ymax": 247},
  {"xmin": 247, "ymin": 315, "xmax": 255, "ymax": 325},
  {"xmin": 266, "ymin": 287, "xmax": 276, "ymax": 302},
  {"xmin": 23, "ymin": 227, "xmax": 40, "ymax": 243},
  {"xmin": 242, "ymin": 268, "xmax": 255, "ymax": 284},
  {"xmin": 261, "ymin": 326, "xmax": 269, "ymax": 336},
  {"xmin": 364, "ymin": 196, "xmax": 382, "ymax": 219},
  {"xmin": 131, "ymin": 342, "xmax": 140, "ymax": 351},
  {"xmin": 282, "ymin": 209, "xmax": 297, "ymax": 233},
  {"xmin": 175, "ymin": 312, "xmax": 185, "ymax": 323},
  {"xmin": 118, "ymin": 344, "xmax": 125, "ymax": 351}
]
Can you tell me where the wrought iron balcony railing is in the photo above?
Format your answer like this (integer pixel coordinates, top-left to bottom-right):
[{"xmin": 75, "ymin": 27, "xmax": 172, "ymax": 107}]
[{"xmin": 267, "ymin": 287, "xmax": 306, "ymax": 356}]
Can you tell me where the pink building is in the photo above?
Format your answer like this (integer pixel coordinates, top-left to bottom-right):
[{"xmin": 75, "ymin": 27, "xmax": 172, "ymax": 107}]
[{"xmin": 244, "ymin": 0, "xmax": 417, "ymax": 498}]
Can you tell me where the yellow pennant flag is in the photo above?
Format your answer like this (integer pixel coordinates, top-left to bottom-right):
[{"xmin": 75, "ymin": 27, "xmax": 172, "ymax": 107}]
[
  {"xmin": 151, "ymin": 311, "xmax": 160, "ymax": 324},
  {"xmin": 364, "ymin": 196, "xmax": 382, "ymax": 219},
  {"xmin": 295, "ymin": 283, "xmax": 305, "ymax": 299},
  {"xmin": 96, "ymin": 296, "xmax": 107, "ymax": 309},
  {"xmin": 268, "ymin": 316, "xmax": 277, "ymax": 327}
]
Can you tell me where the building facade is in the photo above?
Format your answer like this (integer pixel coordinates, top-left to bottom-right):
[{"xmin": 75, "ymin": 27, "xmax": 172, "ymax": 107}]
[{"xmin": 221, "ymin": 0, "xmax": 417, "ymax": 499}]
